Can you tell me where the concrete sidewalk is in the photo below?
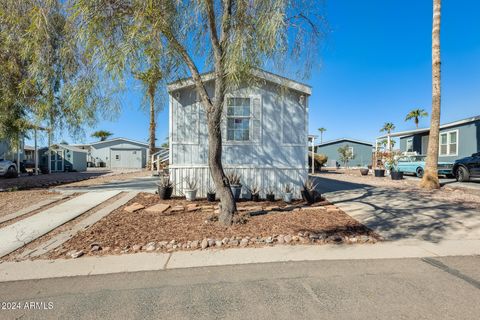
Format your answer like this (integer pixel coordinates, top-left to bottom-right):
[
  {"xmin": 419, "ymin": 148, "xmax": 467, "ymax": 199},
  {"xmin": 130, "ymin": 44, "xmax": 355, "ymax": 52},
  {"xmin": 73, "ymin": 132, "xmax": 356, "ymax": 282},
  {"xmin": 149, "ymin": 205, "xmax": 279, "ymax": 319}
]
[
  {"xmin": 1, "ymin": 239, "xmax": 479, "ymax": 282},
  {"xmin": 0, "ymin": 191, "xmax": 120, "ymax": 258}
]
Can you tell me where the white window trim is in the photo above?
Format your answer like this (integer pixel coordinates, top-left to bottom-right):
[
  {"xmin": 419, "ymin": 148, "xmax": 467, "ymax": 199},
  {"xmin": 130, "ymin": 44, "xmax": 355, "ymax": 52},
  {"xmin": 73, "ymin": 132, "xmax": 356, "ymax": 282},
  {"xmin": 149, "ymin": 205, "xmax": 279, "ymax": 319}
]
[
  {"xmin": 348, "ymin": 146, "xmax": 354, "ymax": 158},
  {"xmin": 223, "ymin": 94, "xmax": 259, "ymax": 145},
  {"xmin": 439, "ymin": 129, "xmax": 459, "ymax": 156},
  {"xmin": 406, "ymin": 138, "xmax": 413, "ymax": 152}
]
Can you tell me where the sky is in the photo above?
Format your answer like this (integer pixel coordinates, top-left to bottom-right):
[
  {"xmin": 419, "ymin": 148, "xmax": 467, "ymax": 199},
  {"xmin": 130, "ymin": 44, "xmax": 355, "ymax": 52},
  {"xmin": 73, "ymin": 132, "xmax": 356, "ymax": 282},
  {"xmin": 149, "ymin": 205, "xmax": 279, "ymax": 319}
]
[{"xmin": 53, "ymin": 0, "xmax": 480, "ymax": 146}]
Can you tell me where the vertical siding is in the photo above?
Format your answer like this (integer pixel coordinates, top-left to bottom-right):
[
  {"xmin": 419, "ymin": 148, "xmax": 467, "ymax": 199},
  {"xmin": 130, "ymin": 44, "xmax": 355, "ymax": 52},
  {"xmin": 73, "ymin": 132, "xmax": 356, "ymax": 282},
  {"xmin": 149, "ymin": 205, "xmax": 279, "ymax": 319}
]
[{"xmin": 169, "ymin": 80, "xmax": 309, "ymax": 199}]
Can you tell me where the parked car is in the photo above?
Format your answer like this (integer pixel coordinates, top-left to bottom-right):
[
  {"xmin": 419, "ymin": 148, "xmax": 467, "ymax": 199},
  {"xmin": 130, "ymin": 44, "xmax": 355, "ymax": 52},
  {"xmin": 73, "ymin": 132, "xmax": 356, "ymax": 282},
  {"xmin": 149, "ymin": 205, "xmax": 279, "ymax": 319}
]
[
  {"xmin": 0, "ymin": 159, "xmax": 18, "ymax": 178},
  {"xmin": 397, "ymin": 155, "xmax": 454, "ymax": 178},
  {"xmin": 452, "ymin": 152, "xmax": 480, "ymax": 182}
]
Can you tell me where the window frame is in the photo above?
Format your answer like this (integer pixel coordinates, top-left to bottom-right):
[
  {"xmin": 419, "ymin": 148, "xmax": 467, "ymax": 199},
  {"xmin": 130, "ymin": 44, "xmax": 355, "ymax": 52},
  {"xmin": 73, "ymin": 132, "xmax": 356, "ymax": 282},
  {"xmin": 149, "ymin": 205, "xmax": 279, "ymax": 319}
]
[
  {"xmin": 406, "ymin": 138, "xmax": 413, "ymax": 152},
  {"xmin": 439, "ymin": 129, "xmax": 459, "ymax": 156},
  {"xmin": 225, "ymin": 97, "xmax": 252, "ymax": 143}
]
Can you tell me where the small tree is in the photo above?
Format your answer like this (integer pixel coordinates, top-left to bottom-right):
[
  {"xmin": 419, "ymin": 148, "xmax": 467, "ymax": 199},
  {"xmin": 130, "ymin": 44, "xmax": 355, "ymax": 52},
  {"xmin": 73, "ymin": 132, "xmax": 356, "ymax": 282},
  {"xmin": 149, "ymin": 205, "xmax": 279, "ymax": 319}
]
[
  {"xmin": 91, "ymin": 130, "xmax": 113, "ymax": 141},
  {"xmin": 338, "ymin": 145, "xmax": 355, "ymax": 169}
]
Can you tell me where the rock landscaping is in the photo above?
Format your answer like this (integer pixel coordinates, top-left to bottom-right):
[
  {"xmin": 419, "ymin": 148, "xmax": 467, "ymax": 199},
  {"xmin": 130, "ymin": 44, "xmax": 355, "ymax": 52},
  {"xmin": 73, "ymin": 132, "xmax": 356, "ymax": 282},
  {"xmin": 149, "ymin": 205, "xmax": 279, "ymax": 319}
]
[{"xmin": 46, "ymin": 192, "xmax": 379, "ymax": 259}]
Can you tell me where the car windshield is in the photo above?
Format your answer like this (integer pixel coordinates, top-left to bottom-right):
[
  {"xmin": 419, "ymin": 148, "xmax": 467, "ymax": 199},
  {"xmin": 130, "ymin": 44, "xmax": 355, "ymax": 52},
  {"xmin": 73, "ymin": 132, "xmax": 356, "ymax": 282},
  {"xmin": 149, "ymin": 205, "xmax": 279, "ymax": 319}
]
[{"xmin": 412, "ymin": 156, "xmax": 426, "ymax": 162}]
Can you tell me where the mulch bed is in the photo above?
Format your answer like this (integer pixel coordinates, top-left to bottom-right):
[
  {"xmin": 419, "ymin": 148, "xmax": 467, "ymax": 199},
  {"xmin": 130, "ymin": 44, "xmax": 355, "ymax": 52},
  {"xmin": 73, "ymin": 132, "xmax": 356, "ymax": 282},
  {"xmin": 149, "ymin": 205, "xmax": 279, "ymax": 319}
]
[{"xmin": 48, "ymin": 193, "xmax": 380, "ymax": 259}]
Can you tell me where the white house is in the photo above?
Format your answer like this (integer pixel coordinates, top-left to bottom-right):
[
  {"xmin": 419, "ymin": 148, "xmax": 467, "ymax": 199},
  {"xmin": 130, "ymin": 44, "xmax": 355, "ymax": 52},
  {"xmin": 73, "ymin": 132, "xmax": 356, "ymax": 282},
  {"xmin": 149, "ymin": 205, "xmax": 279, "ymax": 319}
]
[
  {"xmin": 168, "ymin": 69, "xmax": 311, "ymax": 199},
  {"xmin": 89, "ymin": 138, "xmax": 149, "ymax": 169}
]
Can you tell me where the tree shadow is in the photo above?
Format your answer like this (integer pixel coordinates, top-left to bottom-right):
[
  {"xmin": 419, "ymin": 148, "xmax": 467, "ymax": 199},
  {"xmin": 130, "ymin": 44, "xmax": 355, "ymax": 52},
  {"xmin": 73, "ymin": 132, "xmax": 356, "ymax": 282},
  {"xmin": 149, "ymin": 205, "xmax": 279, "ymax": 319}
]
[{"xmin": 310, "ymin": 175, "xmax": 480, "ymax": 243}]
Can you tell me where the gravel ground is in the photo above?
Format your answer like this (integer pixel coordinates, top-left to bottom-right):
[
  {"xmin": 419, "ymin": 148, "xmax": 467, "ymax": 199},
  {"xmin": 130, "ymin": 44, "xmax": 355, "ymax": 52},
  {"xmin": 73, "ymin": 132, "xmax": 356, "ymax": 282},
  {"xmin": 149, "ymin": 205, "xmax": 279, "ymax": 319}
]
[
  {"xmin": 61, "ymin": 170, "xmax": 151, "ymax": 187},
  {"xmin": 48, "ymin": 193, "xmax": 378, "ymax": 259},
  {"xmin": 316, "ymin": 169, "xmax": 480, "ymax": 208},
  {"xmin": 0, "ymin": 190, "xmax": 62, "ymax": 217}
]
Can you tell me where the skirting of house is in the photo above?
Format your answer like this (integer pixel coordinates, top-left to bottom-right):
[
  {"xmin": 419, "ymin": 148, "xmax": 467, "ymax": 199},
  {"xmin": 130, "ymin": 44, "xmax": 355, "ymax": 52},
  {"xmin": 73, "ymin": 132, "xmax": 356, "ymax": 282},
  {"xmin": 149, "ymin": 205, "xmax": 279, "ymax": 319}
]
[{"xmin": 169, "ymin": 165, "xmax": 308, "ymax": 199}]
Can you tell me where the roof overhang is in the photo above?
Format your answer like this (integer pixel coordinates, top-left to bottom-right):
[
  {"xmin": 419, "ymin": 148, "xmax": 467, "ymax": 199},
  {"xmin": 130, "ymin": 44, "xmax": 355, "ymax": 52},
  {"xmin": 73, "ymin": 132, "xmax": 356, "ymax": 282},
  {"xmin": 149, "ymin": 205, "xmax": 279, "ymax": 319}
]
[
  {"xmin": 89, "ymin": 137, "xmax": 149, "ymax": 148},
  {"xmin": 316, "ymin": 138, "xmax": 373, "ymax": 147},
  {"xmin": 167, "ymin": 69, "xmax": 312, "ymax": 95},
  {"xmin": 376, "ymin": 115, "xmax": 480, "ymax": 140}
]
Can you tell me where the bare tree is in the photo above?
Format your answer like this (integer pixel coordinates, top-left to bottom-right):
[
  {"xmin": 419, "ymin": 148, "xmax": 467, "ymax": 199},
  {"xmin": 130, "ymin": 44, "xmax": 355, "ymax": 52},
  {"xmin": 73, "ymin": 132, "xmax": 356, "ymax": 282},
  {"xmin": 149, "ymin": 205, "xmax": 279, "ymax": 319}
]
[{"xmin": 73, "ymin": 0, "xmax": 326, "ymax": 225}]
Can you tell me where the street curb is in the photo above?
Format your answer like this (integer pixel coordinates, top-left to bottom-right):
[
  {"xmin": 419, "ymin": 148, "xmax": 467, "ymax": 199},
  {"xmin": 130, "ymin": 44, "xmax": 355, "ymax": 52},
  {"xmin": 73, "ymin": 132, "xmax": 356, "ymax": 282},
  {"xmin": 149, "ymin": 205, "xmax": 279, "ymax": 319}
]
[{"xmin": 1, "ymin": 239, "xmax": 479, "ymax": 282}]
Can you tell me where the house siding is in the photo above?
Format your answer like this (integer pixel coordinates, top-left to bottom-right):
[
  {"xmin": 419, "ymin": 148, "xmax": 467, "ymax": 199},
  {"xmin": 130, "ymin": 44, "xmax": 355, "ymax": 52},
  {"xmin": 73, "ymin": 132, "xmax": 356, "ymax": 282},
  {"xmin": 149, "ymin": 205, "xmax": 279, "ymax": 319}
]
[
  {"xmin": 315, "ymin": 141, "xmax": 372, "ymax": 167},
  {"xmin": 169, "ymin": 81, "xmax": 309, "ymax": 199},
  {"xmin": 90, "ymin": 140, "xmax": 148, "ymax": 168},
  {"xmin": 400, "ymin": 119, "xmax": 480, "ymax": 162}
]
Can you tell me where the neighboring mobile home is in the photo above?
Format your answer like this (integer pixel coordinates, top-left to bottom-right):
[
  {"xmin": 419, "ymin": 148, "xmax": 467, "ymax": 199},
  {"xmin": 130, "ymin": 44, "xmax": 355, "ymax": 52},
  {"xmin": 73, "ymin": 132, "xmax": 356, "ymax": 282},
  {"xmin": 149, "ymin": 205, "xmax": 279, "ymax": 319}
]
[
  {"xmin": 397, "ymin": 115, "xmax": 480, "ymax": 162},
  {"xmin": 39, "ymin": 144, "xmax": 87, "ymax": 172},
  {"xmin": 89, "ymin": 138, "xmax": 149, "ymax": 169},
  {"xmin": 315, "ymin": 138, "xmax": 373, "ymax": 168},
  {"xmin": 168, "ymin": 69, "xmax": 311, "ymax": 199}
]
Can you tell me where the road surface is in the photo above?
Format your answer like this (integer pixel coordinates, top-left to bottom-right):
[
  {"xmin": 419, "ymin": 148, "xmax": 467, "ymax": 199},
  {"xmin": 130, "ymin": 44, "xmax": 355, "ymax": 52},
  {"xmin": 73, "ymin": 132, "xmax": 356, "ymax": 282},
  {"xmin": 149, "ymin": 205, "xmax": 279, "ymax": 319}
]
[{"xmin": 1, "ymin": 256, "xmax": 479, "ymax": 319}]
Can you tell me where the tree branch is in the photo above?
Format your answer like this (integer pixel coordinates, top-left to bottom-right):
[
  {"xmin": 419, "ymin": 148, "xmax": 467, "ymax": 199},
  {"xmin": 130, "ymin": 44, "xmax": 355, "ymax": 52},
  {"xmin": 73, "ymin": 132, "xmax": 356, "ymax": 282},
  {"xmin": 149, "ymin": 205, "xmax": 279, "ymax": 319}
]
[{"xmin": 219, "ymin": 0, "xmax": 232, "ymax": 49}]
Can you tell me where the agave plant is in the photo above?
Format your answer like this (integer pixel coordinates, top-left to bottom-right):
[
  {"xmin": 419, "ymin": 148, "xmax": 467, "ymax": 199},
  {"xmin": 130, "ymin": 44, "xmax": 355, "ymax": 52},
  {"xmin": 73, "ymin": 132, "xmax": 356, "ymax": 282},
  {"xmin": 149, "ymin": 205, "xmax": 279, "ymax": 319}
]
[
  {"xmin": 247, "ymin": 184, "xmax": 261, "ymax": 195},
  {"xmin": 206, "ymin": 184, "xmax": 216, "ymax": 194},
  {"xmin": 183, "ymin": 176, "xmax": 198, "ymax": 190},
  {"xmin": 284, "ymin": 184, "xmax": 293, "ymax": 194},
  {"xmin": 226, "ymin": 171, "xmax": 242, "ymax": 186},
  {"xmin": 156, "ymin": 176, "xmax": 173, "ymax": 188},
  {"xmin": 303, "ymin": 178, "xmax": 319, "ymax": 192}
]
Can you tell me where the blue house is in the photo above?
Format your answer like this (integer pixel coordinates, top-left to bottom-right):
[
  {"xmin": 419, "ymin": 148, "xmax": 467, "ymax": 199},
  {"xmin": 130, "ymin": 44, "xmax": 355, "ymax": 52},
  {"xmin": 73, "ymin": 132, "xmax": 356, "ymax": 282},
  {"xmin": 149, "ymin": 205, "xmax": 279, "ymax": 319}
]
[
  {"xmin": 397, "ymin": 115, "xmax": 480, "ymax": 162},
  {"xmin": 315, "ymin": 138, "xmax": 373, "ymax": 168}
]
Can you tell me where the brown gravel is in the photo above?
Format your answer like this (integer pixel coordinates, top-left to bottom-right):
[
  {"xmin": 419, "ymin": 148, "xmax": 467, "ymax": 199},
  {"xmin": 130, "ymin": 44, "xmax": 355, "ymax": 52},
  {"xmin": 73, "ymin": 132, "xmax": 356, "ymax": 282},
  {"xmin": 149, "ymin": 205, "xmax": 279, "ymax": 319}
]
[
  {"xmin": 0, "ymin": 190, "xmax": 62, "ymax": 218},
  {"xmin": 48, "ymin": 193, "xmax": 377, "ymax": 258}
]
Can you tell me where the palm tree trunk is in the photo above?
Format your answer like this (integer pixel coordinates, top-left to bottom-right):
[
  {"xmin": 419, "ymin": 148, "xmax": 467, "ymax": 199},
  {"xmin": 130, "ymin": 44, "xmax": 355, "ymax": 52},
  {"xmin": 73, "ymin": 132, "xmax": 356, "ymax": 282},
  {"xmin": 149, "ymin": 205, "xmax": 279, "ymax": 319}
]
[
  {"xmin": 148, "ymin": 86, "xmax": 156, "ymax": 170},
  {"xmin": 421, "ymin": 0, "xmax": 441, "ymax": 189}
]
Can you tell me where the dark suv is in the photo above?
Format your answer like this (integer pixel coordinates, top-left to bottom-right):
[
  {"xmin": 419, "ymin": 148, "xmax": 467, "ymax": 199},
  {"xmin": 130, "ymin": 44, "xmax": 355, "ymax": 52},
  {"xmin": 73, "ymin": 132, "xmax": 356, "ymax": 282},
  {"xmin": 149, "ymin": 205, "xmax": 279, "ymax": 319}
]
[{"xmin": 452, "ymin": 152, "xmax": 480, "ymax": 182}]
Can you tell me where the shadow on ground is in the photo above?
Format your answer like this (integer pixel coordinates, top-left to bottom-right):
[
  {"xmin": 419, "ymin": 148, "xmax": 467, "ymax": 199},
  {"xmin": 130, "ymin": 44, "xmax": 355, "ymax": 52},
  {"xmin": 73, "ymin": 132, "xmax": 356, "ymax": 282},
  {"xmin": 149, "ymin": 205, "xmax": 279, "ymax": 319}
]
[{"xmin": 311, "ymin": 175, "xmax": 480, "ymax": 243}]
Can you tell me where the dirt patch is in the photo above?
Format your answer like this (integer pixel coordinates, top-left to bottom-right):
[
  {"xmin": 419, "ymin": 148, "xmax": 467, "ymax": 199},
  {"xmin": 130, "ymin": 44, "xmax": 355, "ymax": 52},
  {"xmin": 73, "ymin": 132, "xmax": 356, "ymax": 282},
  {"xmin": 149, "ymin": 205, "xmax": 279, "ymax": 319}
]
[
  {"xmin": 48, "ymin": 193, "xmax": 379, "ymax": 259},
  {"xmin": 62, "ymin": 170, "xmax": 151, "ymax": 187},
  {"xmin": 0, "ymin": 190, "xmax": 63, "ymax": 218}
]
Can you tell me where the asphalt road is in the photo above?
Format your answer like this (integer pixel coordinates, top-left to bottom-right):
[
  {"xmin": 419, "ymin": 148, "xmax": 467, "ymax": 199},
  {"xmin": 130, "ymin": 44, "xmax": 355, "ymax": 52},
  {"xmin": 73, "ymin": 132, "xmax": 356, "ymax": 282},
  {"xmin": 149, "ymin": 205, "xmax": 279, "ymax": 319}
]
[{"xmin": 1, "ymin": 256, "xmax": 479, "ymax": 319}]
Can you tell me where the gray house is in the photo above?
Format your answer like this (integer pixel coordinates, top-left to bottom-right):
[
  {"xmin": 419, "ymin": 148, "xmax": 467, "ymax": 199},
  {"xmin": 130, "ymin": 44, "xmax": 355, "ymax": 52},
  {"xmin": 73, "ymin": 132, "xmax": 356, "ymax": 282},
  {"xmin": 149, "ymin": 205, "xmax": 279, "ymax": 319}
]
[
  {"xmin": 397, "ymin": 115, "xmax": 480, "ymax": 162},
  {"xmin": 39, "ymin": 144, "xmax": 87, "ymax": 172},
  {"xmin": 168, "ymin": 69, "xmax": 311, "ymax": 199},
  {"xmin": 315, "ymin": 138, "xmax": 373, "ymax": 168},
  {"xmin": 89, "ymin": 138, "xmax": 149, "ymax": 169}
]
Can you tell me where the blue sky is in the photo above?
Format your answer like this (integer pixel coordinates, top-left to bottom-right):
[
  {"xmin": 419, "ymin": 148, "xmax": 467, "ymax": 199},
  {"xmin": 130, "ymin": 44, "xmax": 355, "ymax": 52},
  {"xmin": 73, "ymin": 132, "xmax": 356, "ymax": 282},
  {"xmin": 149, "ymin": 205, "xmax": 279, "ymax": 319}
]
[{"xmin": 59, "ymin": 0, "xmax": 480, "ymax": 146}]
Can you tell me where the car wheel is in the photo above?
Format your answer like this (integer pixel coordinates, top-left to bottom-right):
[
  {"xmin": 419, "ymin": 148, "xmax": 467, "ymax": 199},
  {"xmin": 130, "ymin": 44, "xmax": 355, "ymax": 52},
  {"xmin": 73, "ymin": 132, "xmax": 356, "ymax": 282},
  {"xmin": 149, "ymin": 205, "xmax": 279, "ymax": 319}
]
[
  {"xmin": 416, "ymin": 167, "xmax": 424, "ymax": 178},
  {"xmin": 5, "ymin": 166, "xmax": 18, "ymax": 178},
  {"xmin": 455, "ymin": 166, "xmax": 470, "ymax": 182}
]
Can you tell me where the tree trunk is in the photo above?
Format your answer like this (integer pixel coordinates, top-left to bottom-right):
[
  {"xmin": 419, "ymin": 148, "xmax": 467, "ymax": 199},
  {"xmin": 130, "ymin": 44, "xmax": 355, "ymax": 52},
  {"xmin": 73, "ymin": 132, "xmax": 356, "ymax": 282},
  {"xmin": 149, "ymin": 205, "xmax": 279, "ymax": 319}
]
[
  {"xmin": 207, "ymin": 110, "xmax": 236, "ymax": 225},
  {"xmin": 421, "ymin": 0, "xmax": 441, "ymax": 189},
  {"xmin": 148, "ymin": 86, "xmax": 156, "ymax": 170}
]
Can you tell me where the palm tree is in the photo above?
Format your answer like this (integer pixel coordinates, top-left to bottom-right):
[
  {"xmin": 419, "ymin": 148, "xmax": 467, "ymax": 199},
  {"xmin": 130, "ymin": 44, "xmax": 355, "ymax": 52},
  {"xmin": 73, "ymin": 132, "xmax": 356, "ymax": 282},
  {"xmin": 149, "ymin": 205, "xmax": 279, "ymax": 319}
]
[
  {"xmin": 134, "ymin": 63, "xmax": 163, "ymax": 169},
  {"xmin": 405, "ymin": 109, "xmax": 428, "ymax": 128},
  {"xmin": 317, "ymin": 127, "xmax": 327, "ymax": 143},
  {"xmin": 421, "ymin": 0, "xmax": 442, "ymax": 189},
  {"xmin": 380, "ymin": 122, "xmax": 395, "ymax": 151},
  {"xmin": 91, "ymin": 130, "xmax": 113, "ymax": 141}
]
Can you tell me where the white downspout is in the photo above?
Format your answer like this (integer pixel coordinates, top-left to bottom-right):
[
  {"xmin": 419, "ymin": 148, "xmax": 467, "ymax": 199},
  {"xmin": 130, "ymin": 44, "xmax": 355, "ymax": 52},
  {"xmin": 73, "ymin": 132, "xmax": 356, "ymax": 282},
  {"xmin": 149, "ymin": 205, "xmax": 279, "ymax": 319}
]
[{"xmin": 311, "ymin": 137, "xmax": 315, "ymax": 174}]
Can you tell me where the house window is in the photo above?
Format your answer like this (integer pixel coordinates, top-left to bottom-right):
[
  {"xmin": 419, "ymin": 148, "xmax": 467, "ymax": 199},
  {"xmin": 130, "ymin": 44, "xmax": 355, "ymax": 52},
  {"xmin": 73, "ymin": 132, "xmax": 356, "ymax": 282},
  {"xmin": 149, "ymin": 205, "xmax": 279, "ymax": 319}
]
[
  {"xmin": 115, "ymin": 155, "xmax": 120, "ymax": 160},
  {"xmin": 406, "ymin": 138, "xmax": 413, "ymax": 152},
  {"xmin": 348, "ymin": 147, "xmax": 354, "ymax": 156},
  {"xmin": 439, "ymin": 130, "xmax": 458, "ymax": 156},
  {"xmin": 227, "ymin": 97, "xmax": 250, "ymax": 141}
]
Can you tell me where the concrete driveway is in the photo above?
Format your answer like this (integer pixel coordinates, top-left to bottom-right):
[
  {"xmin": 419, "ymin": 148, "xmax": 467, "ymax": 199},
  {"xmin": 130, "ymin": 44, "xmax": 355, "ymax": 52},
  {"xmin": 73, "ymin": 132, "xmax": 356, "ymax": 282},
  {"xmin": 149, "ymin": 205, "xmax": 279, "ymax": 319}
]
[{"xmin": 314, "ymin": 175, "xmax": 480, "ymax": 242}]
